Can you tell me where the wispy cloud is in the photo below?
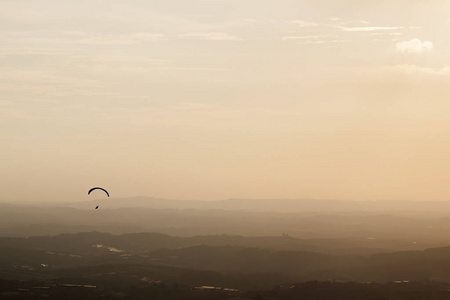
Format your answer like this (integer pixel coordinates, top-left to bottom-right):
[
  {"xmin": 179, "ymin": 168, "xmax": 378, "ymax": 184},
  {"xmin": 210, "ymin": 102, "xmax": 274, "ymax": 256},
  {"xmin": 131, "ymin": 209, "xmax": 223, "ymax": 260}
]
[
  {"xmin": 396, "ymin": 39, "xmax": 433, "ymax": 54},
  {"xmin": 182, "ymin": 32, "xmax": 242, "ymax": 41},
  {"xmin": 75, "ymin": 32, "xmax": 167, "ymax": 45},
  {"xmin": 370, "ymin": 32, "xmax": 403, "ymax": 36},
  {"xmin": 68, "ymin": 55, "xmax": 167, "ymax": 65},
  {"xmin": 385, "ymin": 64, "xmax": 450, "ymax": 75},
  {"xmin": 299, "ymin": 40, "xmax": 345, "ymax": 45},
  {"xmin": 0, "ymin": 47, "xmax": 69, "ymax": 57},
  {"xmin": 281, "ymin": 34, "xmax": 344, "ymax": 45},
  {"xmin": 341, "ymin": 26, "xmax": 400, "ymax": 32},
  {"xmin": 2, "ymin": 30, "xmax": 168, "ymax": 47},
  {"xmin": 288, "ymin": 20, "xmax": 318, "ymax": 27},
  {"xmin": 281, "ymin": 35, "xmax": 330, "ymax": 41},
  {"xmin": 340, "ymin": 26, "xmax": 421, "ymax": 32},
  {"xmin": 153, "ymin": 67, "xmax": 227, "ymax": 72}
]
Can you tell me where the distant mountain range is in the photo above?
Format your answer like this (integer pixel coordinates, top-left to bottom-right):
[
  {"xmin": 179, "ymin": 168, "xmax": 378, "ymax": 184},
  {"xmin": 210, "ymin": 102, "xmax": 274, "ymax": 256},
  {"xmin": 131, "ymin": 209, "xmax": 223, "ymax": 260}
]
[
  {"xmin": 63, "ymin": 196, "xmax": 450, "ymax": 212},
  {"xmin": 2, "ymin": 200, "xmax": 450, "ymax": 252}
]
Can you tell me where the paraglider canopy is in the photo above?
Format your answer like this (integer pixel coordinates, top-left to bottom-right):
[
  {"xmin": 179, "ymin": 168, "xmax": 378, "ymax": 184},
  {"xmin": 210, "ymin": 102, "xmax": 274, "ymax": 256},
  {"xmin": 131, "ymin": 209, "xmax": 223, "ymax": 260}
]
[{"xmin": 88, "ymin": 187, "xmax": 110, "ymax": 197}]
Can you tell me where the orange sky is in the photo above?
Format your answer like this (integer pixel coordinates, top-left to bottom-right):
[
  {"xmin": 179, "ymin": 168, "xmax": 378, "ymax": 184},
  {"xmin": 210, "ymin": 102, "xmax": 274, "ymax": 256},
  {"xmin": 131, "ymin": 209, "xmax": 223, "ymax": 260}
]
[{"xmin": 2, "ymin": 0, "xmax": 450, "ymax": 202}]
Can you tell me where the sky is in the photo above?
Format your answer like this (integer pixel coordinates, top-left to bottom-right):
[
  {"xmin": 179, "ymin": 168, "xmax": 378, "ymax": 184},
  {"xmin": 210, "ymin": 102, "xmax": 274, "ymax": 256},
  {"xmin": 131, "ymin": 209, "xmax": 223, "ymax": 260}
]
[{"xmin": 2, "ymin": 0, "xmax": 450, "ymax": 203}]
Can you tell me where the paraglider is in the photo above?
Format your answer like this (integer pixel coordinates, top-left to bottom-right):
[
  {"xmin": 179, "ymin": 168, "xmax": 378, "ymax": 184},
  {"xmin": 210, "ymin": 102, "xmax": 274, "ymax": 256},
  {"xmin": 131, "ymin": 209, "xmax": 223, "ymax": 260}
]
[
  {"xmin": 88, "ymin": 187, "xmax": 109, "ymax": 209},
  {"xmin": 88, "ymin": 187, "xmax": 109, "ymax": 197}
]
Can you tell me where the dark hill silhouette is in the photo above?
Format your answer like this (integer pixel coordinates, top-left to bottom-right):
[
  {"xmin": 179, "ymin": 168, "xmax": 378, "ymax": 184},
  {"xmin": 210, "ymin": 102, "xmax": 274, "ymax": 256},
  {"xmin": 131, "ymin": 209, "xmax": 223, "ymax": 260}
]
[
  {"xmin": 0, "ymin": 231, "xmax": 418, "ymax": 256},
  {"xmin": 2, "ymin": 232, "xmax": 450, "ymax": 283}
]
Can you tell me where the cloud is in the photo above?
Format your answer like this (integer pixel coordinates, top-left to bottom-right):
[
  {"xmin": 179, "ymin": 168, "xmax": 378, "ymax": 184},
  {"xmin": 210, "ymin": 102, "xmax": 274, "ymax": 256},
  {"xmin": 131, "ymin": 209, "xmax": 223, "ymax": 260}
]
[
  {"xmin": 4, "ymin": 30, "xmax": 168, "ymax": 46},
  {"xmin": 299, "ymin": 40, "xmax": 345, "ymax": 45},
  {"xmin": 153, "ymin": 67, "xmax": 227, "ymax": 72},
  {"xmin": 385, "ymin": 64, "xmax": 450, "ymax": 75},
  {"xmin": 0, "ymin": 47, "xmax": 68, "ymax": 57},
  {"xmin": 342, "ymin": 26, "xmax": 400, "ymax": 32},
  {"xmin": 281, "ymin": 35, "xmax": 344, "ymax": 45},
  {"xmin": 288, "ymin": 20, "xmax": 318, "ymax": 27},
  {"xmin": 281, "ymin": 35, "xmax": 330, "ymax": 41},
  {"xmin": 370, "ymin": 32, "xmax": 403, "ymax": 36},
  {"xmin": 76, "ymin": 32, "xmax": 167, "ymax": 45},
  {"xmin": 337, "ymin": 25, "xmax": 421, "ymax": 32},
  {"xmin": 182, "ymin": 32, "xmax": 242, "ymax": 41},
  {"xmin": 396, "ymin": 39, "xmax": 433, "ymax": 54}
]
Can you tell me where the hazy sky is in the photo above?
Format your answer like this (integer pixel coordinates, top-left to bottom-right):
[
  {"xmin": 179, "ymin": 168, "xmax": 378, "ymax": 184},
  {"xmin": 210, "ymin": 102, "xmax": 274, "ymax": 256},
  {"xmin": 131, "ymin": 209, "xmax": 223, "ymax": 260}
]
[{"xmin": 2, "ymin": 0, "xmax": 450, "ymax": 203}]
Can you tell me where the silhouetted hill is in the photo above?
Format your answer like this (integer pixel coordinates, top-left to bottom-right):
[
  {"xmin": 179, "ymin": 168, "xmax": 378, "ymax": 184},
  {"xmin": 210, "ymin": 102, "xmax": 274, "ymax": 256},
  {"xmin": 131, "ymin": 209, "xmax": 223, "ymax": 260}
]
[
  {"xmin": 3, "ymin": 232, "xmax": 450, "ymax": 284},
  {"xmin": 0, "ymin": 231, "xmax": 426, "ymax": 256}
]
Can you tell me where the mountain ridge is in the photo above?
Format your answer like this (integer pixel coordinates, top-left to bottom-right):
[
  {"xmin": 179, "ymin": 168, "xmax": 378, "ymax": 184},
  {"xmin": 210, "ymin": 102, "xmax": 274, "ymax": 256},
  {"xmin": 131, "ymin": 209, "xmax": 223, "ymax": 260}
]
[{"xmin": 58, "ymin": 196, "xmax": 450, "ymax": 212}]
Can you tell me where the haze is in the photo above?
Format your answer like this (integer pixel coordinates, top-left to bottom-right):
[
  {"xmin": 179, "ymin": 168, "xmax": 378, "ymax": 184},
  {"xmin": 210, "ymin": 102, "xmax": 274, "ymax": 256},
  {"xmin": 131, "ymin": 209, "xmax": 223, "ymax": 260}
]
[{"xmin": 2, "ymin": 0, "xmax": 450, "ymax": 203}]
